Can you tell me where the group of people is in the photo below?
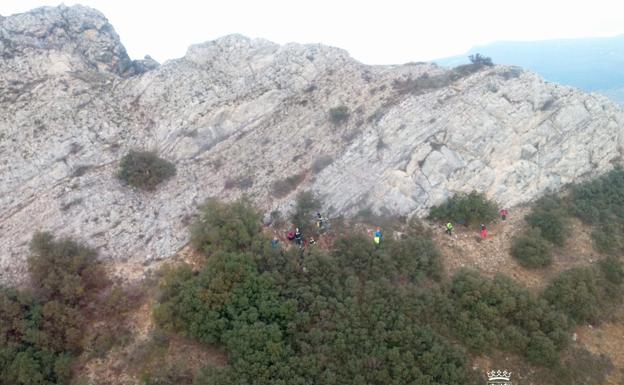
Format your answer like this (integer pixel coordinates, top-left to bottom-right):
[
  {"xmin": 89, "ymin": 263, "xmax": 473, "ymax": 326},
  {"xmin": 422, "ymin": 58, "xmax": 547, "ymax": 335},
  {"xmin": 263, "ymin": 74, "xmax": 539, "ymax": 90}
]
[
  {"xmin": 276, "ymin": 206, "xmax": 510, "ymax": 250},
  {"xmin": 285, "ymin": 227, "xmax": 316, "ymax": 247},
  {"xmin": 278, "ymin": 212, "xmax": 384, "ymax": 252},
  {"xmin": 280, "ymin": 211, "xmax": 330, "ymax": 251},
  {"xmin": 445, "ymin": 208, "xmax": 509, "ymax": 239}
]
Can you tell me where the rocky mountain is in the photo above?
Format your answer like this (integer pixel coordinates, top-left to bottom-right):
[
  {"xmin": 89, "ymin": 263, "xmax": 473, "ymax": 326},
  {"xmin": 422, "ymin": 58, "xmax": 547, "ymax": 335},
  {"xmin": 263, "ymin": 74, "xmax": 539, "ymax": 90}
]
[
  {"xmin": 1, "ymin": 5, "xmax": 623, "ymax": 285},
  {"xmin": 436, "ymin": 34, "xmax": 624, "ymax": 104}
]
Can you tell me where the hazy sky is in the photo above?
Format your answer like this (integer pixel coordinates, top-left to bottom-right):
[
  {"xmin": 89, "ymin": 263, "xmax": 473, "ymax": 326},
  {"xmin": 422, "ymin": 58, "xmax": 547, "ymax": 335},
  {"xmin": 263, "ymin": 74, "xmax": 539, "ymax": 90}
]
[{"xmin": 2, "ymin": 0, "xmax": 624, "ymax": 64}]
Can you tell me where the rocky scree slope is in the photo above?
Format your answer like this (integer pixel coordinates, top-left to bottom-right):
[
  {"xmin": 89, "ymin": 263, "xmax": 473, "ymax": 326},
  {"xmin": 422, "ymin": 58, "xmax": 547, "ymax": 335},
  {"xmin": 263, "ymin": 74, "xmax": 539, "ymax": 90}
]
[{"xmin": 1, "ymin": 5, "xmax": 623, "ymax": 284}]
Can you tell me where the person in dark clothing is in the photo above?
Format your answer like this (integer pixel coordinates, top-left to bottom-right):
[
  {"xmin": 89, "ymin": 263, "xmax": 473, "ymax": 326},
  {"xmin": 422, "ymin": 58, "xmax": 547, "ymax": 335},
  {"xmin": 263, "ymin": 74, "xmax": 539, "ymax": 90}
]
[{"xmin": 294, "ymin": 227, "xmax": 303, "ymax": 245}]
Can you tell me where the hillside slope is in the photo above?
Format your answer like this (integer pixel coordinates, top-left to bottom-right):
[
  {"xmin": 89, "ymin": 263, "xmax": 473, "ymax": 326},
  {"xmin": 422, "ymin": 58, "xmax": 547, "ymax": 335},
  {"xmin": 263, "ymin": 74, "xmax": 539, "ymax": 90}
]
[{"xmin": 1, "ymin": 5, "xmax": 623, "ymax": 284}]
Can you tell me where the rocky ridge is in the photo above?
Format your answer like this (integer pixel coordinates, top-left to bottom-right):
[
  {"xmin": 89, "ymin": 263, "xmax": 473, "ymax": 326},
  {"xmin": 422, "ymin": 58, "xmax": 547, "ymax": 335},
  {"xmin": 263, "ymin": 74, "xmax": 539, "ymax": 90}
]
[{"xmin": 1, "ymin": 5, "xmax": 623, "ymax": 284}]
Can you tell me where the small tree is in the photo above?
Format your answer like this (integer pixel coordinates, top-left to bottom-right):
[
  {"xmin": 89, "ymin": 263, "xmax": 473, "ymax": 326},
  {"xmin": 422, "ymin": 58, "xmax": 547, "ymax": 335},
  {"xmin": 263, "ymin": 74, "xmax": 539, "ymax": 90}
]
[
  {"xmin": 117, "ymin": 150, "xmax": 176, "ymax": 191},
  {"xmin": 468, "ymin": 53, "xmax": 493, "ymax": 67},
  {"xmin": 525, "ymin": 195, "xmax": 569, "ymax": 246},
  {"xmin": 190, "ymin": 198, "xmax": 263, "ymax": 255},
  {"xmin": 28, "ymin": 232, "xmax": 108, "ymax": 306}
]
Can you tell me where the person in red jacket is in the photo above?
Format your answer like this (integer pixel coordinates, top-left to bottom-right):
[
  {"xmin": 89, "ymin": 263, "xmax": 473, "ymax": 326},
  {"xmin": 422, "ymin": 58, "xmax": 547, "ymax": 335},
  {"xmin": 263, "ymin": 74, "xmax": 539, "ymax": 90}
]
[{"xmin": 480, "ymin": 224, "xmax": 488, "ymax": 239}]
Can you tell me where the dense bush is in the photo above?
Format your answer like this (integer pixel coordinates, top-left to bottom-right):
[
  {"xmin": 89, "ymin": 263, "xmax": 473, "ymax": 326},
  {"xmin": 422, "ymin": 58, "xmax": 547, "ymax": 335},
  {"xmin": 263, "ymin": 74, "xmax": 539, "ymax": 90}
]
[
  {"xmin": 569, "ymin": 168, "xmax": 624, "ymax": 253},
  {"xmin": 331, "ymin": 233, "xmax": 443, "ymax": 283},
  {"xmin": 542, "ymin": 259, "xmax": 624, "ymax": 324},
  {"xmin": 328, "ymin": 105, "xmax": 350, "ymax": 124},
  {"xmin": 428, "ymin": 191, "xmax": 498, "ymax": 226},
  {"xmin": 445, "ymin": 270, "xmax": 570, "ymax": 367},
  {"xmin": 271, "ymin": 173, "xmax": 305, "ymax": 198},
  {"xmin": 525, "ymin": 195, "xmax": 569, "ymax": 246},
  {"xmin": 28, "ymin": 232, "xmax": 107, "ymax": 306},
  {"xmin": 511, "ymin": 227, "xmax": 553, "ymax": 268},
  {"xmin": 156, "ymin": 199, "xmax": 474, "ymax": 385},
  {"xmin": 599, "ymin": 256, "xmax": 624, "ymax": 286},
  {"xmin": 1, "ymin": 234, "xmax": 110, "ymax": 385},
  {"xmin": 117, "ymin": 150, "xmax": 176, "ymax": 191},
  {"xmin": 0, "ymin": 288, "xmax": 75, "ymax": 385},
  {"xmin": 190, "ymin": 198, "xmax": 263, "ymax": 255},
  {"xmin": 569, "ymin": 168, "xmax": 624, "ymax": 224}
]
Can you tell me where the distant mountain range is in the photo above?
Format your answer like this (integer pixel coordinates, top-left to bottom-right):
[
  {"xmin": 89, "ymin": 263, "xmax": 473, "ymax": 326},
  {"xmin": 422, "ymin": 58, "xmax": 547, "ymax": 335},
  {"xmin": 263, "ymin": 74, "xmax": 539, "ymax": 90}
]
[{"xmin": 435, "ymin": 34, "xmax": 624, "ymax": 104}]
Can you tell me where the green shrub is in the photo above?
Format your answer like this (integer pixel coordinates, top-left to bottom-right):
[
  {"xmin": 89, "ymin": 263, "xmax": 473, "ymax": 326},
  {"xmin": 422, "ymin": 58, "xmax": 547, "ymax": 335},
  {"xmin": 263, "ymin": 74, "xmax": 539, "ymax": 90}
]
[
  {"xmin": 542, "ymin": 259, "xmax": 624, "ymax": 326},
  {"xmin": 0, "ymin": 290, "xmax": 78, "ymax": 384},
  {"xmin": 599, "ymin": 256, "xmax": 624, "ymax": 286},
  {"xmin": 525, "ymin": 195, "xmax": 569, "ymax": 246},
  {"xmin": 446, "ymin": 270, "xmax": 570, "ymax": 366},
  {"xmin": 328, "ymin": 105, "xmax": 350, "ymax": 124},
  {"xmin": 117, "ymin": 150, "xmax": 176, "ymax": 191},
  {"xmin": 271, "ymin": 173, "xmax": 305, "ymax": 198},
  {"xmin": 569, "ymin": 168, "xmax": 624, "ymax": 224},
  {"xmin": 590, "ymin": 224, "xmax": 624, "ymax": 254},
  {"xmin": 428, "ymin": 191, "xmax": 498, "ymax": 226},
  {"xmin": 154, "ymin": 253, "xmax": 295, "ymax": 345},
  {"xmin": 1, "ymin": 233, "xmax": 115, "ymax": 385},
  {"xmin": 569, "ymin": 168, "xmax": 624, "ymax": 253},
  {"xmin": 28, "ymin": 232, "xmax": 107, "ymax": 306},
  {"xmin": 156, "ymin": 198, "xmax": 474, "ymax": 385},
  {"xmin": 387, "ymin": 234, "xmax": 443, "ymax": 281},
  {"xmin": 511, "ymin": 227, "xmax": 553, "ymax": 268},
  {"xmin": 190, "ymin": 198, "xmax": 263, "ymax": 255}
]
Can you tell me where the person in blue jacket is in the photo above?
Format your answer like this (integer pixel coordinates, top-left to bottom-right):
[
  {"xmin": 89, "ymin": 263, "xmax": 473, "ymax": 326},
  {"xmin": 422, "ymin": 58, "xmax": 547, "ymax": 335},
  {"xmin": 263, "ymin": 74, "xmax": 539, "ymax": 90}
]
[{"xmin": 374, "ymin": 227, "xmax": 382, "ymax": 245}]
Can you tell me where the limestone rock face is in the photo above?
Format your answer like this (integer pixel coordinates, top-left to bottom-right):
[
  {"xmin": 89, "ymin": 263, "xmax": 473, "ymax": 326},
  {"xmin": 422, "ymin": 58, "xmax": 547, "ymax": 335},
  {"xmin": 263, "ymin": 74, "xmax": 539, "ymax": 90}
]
[{"xmin": 1, "ymin": 5, "xmax": 623, "ymax": 284}]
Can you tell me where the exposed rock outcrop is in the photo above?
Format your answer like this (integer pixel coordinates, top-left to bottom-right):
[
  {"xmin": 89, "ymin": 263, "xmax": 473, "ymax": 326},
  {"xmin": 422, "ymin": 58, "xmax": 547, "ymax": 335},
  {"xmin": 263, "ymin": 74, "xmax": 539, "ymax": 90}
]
[{"xmin": 1, "ymin": 5, "xmax": 622, "ymax": 284}]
